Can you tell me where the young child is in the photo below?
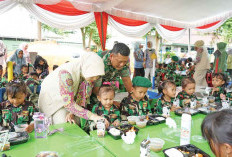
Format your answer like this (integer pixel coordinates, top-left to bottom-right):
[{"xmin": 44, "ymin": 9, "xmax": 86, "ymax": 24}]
[
  {"xmin": 177, "ymin": 77, "xmax": 197, "ymax": 108},
  {"xmin": 92, "ymin": 85, "xmax": 120, "ymax": 126},
  {"xmin": 167, "ymin": 56, "xmax": 179, "ymax": 71},
  {"xmin": 156, "ymin": 80, "xmax": 179, "ymax": 115},
  {"xmin": 201, "ymin": 109, "xmax": 232, "ymax": 157},
  {"xmin": 120, "ymin": 76, "xmax": 152, "ymax": 119},
  {"xmin": 210, "ymin": 73, "xmax": 227, "ymax": 103},
  {"xmin": 0, "ymin": 79, "xmax": 37, "ymax": 133},
  {"xmin": 25, "ymin": 72, "xmax": 40, "ymax": 87},
  {"xmin": 18, "ymin": 64, "xmax": 29, "ymax": 80}
]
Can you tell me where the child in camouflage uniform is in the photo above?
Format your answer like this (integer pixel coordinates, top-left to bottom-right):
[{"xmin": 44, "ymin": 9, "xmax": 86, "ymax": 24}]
[
  {"xmin": 18, "ymin": 64, "xmax": 29, "ymax": 81},
  {"xmin": 0, "ymin": 79, "xmax": 37, "ymax": 133},
  {"xmin": 120, "ymin": 76, "xmax": 152, "ymax": 120},
  {"xmin": 209, "ymin": 73, "xmax": 227, "ymax": 103},
  {"xmin": 177, "ymin": 77, "xmax": 197, "ymax": 107},
  {"xmin": 92, "ymin": 85, "xmax": 120, "ymax": 127},
  {"xmin": 167, "ymin": 56, "xmax": 179, "ymax": 71},
  {"xmin": 156, "ymin": 80, "xmax": 179, "ymax": 115}
]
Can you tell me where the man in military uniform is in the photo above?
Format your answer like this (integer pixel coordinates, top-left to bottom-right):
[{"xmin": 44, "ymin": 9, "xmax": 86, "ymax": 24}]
[
  {"xmin": 91, "ymin": 43, "xmax": 132, "ymax": 108},
  {"xmin": 120, "ymin": 76, "xmax": 152, "ymax": 120}
]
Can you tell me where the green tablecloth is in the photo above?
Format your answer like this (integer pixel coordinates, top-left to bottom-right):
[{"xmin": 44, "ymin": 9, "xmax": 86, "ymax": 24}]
[
  {"xmin": 2, "ymin": 123, "xmax": 114, "ymax": 157},
  {"xmin": 90, "ymin": 113, "xmax": 215, "ymax": 157}
]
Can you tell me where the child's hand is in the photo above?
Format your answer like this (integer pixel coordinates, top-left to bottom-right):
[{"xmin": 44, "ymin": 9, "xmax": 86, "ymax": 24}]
[
  {"xmin": 112, "ymin": 120, "xmax": 120, "ymax": 127},
  {"xmin": 184, "ymin": 99, "xmax": 191, "ymax": 104},
  {"xmin": 220, "ymin": 93, "xmax": 226, "ymax": 100},
  {"xmin": 212, "ymin": 87, "xmax": 219, "ymax": 93},
  {"xmin": 66, "ymin": 113, "xmax": 76, "ymax": 124},
  {"xmin": 25, "ymin": 123, "xmax": 34, "ymax": 133},
  {"xmin": 171, "ymin": 105, "xmax": 180, "ymax": 111}
]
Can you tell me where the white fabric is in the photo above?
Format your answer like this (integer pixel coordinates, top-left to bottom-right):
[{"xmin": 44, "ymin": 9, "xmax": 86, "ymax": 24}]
[
  {"xmin": 0, "ymin": 0, "xmax": 17, "ymax": 15},
  {"xmin": 33, "ymin": 0, "xmax": 61, "ymax": 5},
  {"xmin": 164, "ymin": 58, "xmax": 172, "ymax": 64},
  {"xmin": 195, "ymin": 19, "xmax": 228, "ymax": 33},
  {"xmin": 155, "ymin": 24, "xmax": 187, "ymax": 41},
  {"xmin": 39, "ymin": 52, "xmax": 105, "ymax": 118},
  {"xmin": 22, "ymin": 3, "xmax": 95, "ymax": 30},
  {"xmin": 145, "ymin": 68, "xmax": 154, "ymax": 81},
  {"xmin": 70, "ymin": 0, "xmax": 123, "ymax": 12},
  {"xmin": 109, "ymin": 16, "xmax": 152, "ymax": 37}
]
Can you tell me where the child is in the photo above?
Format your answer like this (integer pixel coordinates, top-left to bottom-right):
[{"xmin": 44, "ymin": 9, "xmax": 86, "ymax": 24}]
[
  {"xmin": 156, "ymin": 80, "xmax": 179, "ymax": 115},
  {"xmin": 18, "ymin": 64, "xmax": 29, "ymax": 80},
  {"xmin": 201, "ymin": 109, "xmax": 232, "ymax": 157},
  {"xmin": 210, "ymin": 73, "xmax": 227, "ymax": 103},
  {"xmin": 0, "ymin": 79, "xmax": 37, "ymax": 133},
  {"xmin": 25, "ymin": 72, "xmax": 40, "ymax": 87},
  {"xmin": 177, "ymin": 77, "xmax": 197, "ymax": 108},
  {"xmin": 120, "ymin": 76, "xmax": 152, "ymax": 119},
  {"xmin": 92, "ymin": 85, "xmax": 120, "ymax": 126},
  {"xmin": 167, "ymin": 56, "xmax": 179, "ymax": 71}
]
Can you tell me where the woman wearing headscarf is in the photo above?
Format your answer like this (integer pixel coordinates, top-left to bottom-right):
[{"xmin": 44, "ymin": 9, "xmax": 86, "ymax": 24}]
[
  {"xmin": 33, "ymin": 55, "xmax": 49, "ymax": 79},
  {"xmin": 38, "ymin": 52, "xmax": 108, "ymax": 126},
  {"xmin": 7, "ymin": 49, "xmax": 26, "ymax": 75},
  {"xmin": 20, "ymin": 42, "xmax": 31, "ymax": 64},
  {"xmin": 134, "ymin": 42, "xmax": 144, "ymax": 77},
  {"xmin": 213, "ymin": 42, "xmax": 228, "ymax": 73},
  {"xmin": 193, "ymin": 40, "xmax": 210, "ymax": 86},
  {"xmin": 0, "ymin": 40, "xmax": 7, "ymax": 68}
]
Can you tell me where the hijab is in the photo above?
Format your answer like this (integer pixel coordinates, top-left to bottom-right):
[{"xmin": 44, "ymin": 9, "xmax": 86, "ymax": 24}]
[
  {"xmin": 20, "ymin": 42, "xmax": 31, "ymax": 63},
  {"xmin": 34, "ymin": 55, "xmax": 49, "ymax": 72},
  {"xmin": 9, "ymin": 49, "xmax": 26, "ymax": 74}
]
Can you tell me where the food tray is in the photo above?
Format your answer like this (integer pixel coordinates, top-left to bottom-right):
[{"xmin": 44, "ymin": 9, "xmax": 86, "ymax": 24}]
[
  {"xmin": 106, "ymin": 126, "xmax": 122, "ymax": 140},
  {"xmin": 107, "ymin": 124, "xmax": 139, "ymax": 140},
  {"xmin": 163, "ymin": 144, "xmax": 210, "ymax": 157},
  {"xmin": 198, "ymin": 107, "xmax": 217, "ymax": 115},
  {"xmin": 147, "ymin": 114, "xmax": 166, "ymax": 126},
  {"xmin": 117, "ymin": 124, "xmax": 139, "ymax": 135},
  {"xmin": 175, "ymin": 108, "xmax": 199, "ymax": 116},
  {"xmin": 8, "ymin": 131, "xmax": 29, "ymax": 145}
]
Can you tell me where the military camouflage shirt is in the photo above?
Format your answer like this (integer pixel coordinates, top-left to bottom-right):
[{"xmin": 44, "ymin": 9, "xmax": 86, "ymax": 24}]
[
  {"xmin": 94, "ymin": 50, "xmax": 130, "ymax": 87},
  {"xmin": 210, "ymin": 86, "xmax": 227, "ymax": 103},
  {"xmin": 120, "ymin": 95, "xmax": 151, "ymax": 117},
  {"xmin": 167, "ymin": 62, "xmax": 178, "ymax": 71},
  {"xmin": 0, "ymin": 100, "xmax": 37, "ymax": 129},
  {"xmin": 226, "ymin": 92, "xmax": 232, "ymax": 104},
  {"xmin": 92, "ymin": 103, "xmax": 121, "ymax": 124},
  {"xmin": 156, "ymin": 97, "xmax": 174, "ymax": 114},
  {"xmin": 177, "ymin": 91, "xmax": 197, "ymax": 107}
]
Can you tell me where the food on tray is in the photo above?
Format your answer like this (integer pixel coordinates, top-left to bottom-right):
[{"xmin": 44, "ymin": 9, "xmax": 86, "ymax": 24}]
[
  {"xmin": 136, "ymin": 117, "xmax": 147, "ymax": 128},
  {"xmin": 164, "ymin": 148, "xmax": 184, "ymax": 157},
  {"xmin": 108, "ymin": 128, "xmax": 120, "ymax": 136},
  {"xmin": 127, "ymin": 116, "xmax": 137, "ymax": 125},
  {"xmin": 208, "ymin": 96, "xmax": 215, "ymax": 103},
  {"xmin": 209, "ymin": 107, "xmax": 216, "ymax": 111},
  {"xmin": 36, "ymin": 151, "xmax": 59, "ymax": 157},
  {"xmin": 155, "ymin": 117, "xmax": 165, "ymax": 121}
]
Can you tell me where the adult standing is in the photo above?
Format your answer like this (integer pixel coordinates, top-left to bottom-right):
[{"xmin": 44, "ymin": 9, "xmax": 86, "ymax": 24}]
[
  {"xmin": 193, "ymin": 40, "xmax": 210, "ymax": 86},
  {"xmin": 213, "ymin": 42, "xmax": 228, "ymax": 73},
  {"xmin": 38, "ymin": 52, "xmax": 108, "ymax": 125},
  {"xmin": 20, "ymin": 43, "xmax": 31, "ymax": 64},
  {"xmin": 7, "ymin": 49, "xmax": 26, "ymax": 75},
  {"xmin": 134, "ymin": 42, "xmax": 144, "ymax": 77},
  {"xmin": 92, "ymin": 43, "xmax": 132, "ymax": 107},
  {"xmin": 144, "ymin": 41, "xmax": 157, "ymax": 81},
  {"xmin": 0, "ymin": 40, "xmax": 7, "ymax": 69}
]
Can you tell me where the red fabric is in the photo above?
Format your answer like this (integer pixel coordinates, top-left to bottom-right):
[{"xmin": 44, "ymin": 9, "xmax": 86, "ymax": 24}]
[
  {"xmin": 110, "ymin": 15, "xmax": 148, "ymax": 26},
  {"xmin": 196, "ymin": 21, "xmax": 221, "ymax": 29},
  {"xmin": 94, "ymin": 12, "xmax": 108, "ymax": 51},
  {"xmin": 206, "ymin": 73, "xmax": 213, "ymax": 87},
  {"xmin": 215, "ymin": 58, "xmax": 219, "ymax": 73},
  {"xmin": 160, "ymin": 25, "xmax": 184, "ymax": 31},
  {"xmin": 36, "ymin": 0, "xmax": 88, "ymax": 16}
]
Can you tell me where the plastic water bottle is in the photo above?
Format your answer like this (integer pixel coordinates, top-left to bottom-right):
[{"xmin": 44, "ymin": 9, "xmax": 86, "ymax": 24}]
[
  {"xmin": 140, "ymin": 139, "xmax": 150, "ymax": 157},
  {"xmin": 33, "ymin": 112, "xmax": 48, "ymax": 138},
  {"xmin": 180, "ymin": 113, "xmax": 191, "ymax": 145}
]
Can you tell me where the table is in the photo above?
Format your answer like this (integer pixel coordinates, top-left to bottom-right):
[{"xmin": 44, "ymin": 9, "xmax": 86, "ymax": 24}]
[
  {"xmin": 2, "ymin": 123, "xmax": 114, "ymax": 157},
  {"xmin": 90, "ymin": 113, "xmax": 215, "ymax": 157}
]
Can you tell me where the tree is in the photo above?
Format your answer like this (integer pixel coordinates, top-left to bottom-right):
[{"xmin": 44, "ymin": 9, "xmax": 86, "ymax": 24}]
[
  {"xmin": 217, "ymin": 18, "xmax": 232, "ymax": 44},
  {"xmin": 144, "ymin": 27, "xmax": 162, "ymax": 52},
  {"xmin": 81, "ymin": 22, "xmax": 111, "ymax": 51},
  {"xmin": 41, "ymin": 23, "xmax": 75, "ymax": 36}
]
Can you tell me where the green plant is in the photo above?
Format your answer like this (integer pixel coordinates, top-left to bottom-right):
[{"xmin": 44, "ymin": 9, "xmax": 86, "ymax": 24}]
[{"xmin": 163, "ymin": 51, "xmax": 176, "ymax": 60}]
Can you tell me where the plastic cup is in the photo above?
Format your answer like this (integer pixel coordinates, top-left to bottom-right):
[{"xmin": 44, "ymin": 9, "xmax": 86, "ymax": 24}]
[
  {"xmin": 149, "ymin": 138, "xmax": 165, "ymax": 152},
  {"xmin": 127, "ymin": 116, "xmax": 138, "ymax": 125},
  {"xmin": 136, "ymin": 119, "xmax": 147, "ymax": 128}
]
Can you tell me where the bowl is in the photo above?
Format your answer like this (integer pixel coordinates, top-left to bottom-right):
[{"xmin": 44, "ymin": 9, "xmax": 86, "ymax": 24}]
[
  {"xmin": 14, "ymin": 124, "xmax": 28, "ymax": 132},
  {"xmin": 136, "ymin": 119, "xmax": 147, "ymax": 128},
  {"xmin": 149, "ymin": 138, "xmax": 165, "ymax": 152},
  {"xmin": 127, "ymin": 116, "xmax": 138, "ymax": 125},
  {"xmin": 208, "ymin": 96, "xmax": 215, "ymax": 103}
]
